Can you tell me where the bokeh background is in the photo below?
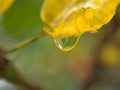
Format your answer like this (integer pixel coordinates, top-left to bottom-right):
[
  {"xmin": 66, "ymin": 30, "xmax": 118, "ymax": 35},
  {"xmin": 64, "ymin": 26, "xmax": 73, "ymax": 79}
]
[{"xmin": 0, "ymin": 0, "xmax": 120, "ymax": 90}]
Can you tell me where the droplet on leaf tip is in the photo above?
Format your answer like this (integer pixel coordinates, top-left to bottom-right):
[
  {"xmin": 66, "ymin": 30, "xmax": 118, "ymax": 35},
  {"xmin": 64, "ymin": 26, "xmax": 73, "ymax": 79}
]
[{"xmin": 54, "ymin": 36, "xmax": 80, "ymax": 51}]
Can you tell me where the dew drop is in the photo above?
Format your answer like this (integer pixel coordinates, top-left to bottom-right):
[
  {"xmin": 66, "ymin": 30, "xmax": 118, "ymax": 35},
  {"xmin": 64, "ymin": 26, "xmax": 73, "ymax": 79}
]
[{"xmin": 54, "ymin": 36, "xmax": 80, "ymax": 51}]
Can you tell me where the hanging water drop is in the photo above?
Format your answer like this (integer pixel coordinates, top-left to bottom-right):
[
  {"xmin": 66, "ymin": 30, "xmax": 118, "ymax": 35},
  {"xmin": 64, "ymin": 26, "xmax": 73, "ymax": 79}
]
[{"xmin": 55, "ymin": 36, "xmax": 80, "ymax": 51}]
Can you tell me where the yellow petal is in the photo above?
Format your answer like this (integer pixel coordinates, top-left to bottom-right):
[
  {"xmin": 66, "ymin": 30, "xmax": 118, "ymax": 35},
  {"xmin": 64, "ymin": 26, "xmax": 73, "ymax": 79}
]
[
  {"xmin": 41, "ymin": 0, "xmax": 120, "ymax": 38},
  {"xmin": 0, "ymin": 0, "xmax": 14, "ymax": 14},
  {"xmin": 41, "ymin": 0, "xmax": 75, "ymax": 25}
]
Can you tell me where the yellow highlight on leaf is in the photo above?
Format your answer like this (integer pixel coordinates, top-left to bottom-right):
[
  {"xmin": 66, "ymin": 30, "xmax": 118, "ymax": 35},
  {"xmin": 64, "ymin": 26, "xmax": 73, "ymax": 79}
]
[
  {"xmin": 0, "ymin": 0, "xmax": 14, "ymax": 14},
  {"xmin": 41, "ymin": 0, "xmax": 120, "ymax": 51}
]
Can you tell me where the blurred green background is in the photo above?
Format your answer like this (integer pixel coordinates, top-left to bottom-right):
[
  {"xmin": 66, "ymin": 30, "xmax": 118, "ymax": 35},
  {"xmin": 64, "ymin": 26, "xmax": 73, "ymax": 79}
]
[{"xmin": 0, "ymin": 0, "xmax": 120, "ymax": 90}]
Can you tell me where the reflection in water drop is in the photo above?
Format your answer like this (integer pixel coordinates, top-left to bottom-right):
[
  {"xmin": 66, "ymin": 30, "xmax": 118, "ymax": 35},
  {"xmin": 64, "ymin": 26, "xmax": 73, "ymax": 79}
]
[{"xmin": 55, "ymin": 36, "xmax": 80, "ymax": 51}]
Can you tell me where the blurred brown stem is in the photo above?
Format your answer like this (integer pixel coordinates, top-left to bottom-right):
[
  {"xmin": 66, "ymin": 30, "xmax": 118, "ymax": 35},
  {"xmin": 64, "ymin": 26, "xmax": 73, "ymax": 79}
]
[
  {"xmin": 0, "ymin": 50, "xmax": 43, "ymax": 90},
  {"xmin": 82, "ymin": 6, "xmax": 120, "ymax": 90},
  {"xmin": 0, "ymin": 30, "xmax": 47, "ymax": 89}
]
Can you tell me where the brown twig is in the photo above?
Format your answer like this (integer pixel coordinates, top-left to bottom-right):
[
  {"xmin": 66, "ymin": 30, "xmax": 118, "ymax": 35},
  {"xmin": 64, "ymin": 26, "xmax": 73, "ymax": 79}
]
[
  {"xmin": 82, "ymin": 5, "xmax": 120, "ymax": 90},
  {"xmin": 0, "ymin": 50, "xmax": 44, "ymax": 90}
]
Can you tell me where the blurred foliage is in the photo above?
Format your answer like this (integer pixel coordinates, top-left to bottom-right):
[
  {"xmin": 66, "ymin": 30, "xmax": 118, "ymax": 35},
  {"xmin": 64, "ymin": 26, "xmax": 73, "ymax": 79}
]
[
  {"xmin": 100, "ymin": 43, "xmax": 119, "ymax": 68},
  {"xmin": 0, "ymin": 0, "xmax": 13, "ymax": 15},
  {"xmin": 0, "ymin": 0, "xmax": 120, "ymax": 90}
]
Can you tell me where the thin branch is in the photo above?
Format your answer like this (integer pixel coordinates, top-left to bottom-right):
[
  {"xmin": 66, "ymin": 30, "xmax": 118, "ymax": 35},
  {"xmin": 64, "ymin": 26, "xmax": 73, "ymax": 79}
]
[
  {"xmin": 0, "ymin": 50, "xmax": 44, "ymax": 90},
  {"xmin": 7, "ymin": 30, "xmax": 47, "ymax": 53}
]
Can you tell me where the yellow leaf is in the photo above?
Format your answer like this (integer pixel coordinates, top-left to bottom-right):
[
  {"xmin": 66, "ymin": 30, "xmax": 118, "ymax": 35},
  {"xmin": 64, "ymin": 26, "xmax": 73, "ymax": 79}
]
[
  {"xmin": 41, "ymin": 0, "xmax": 120, "ymax": 51},
  {"xmin": 0, "ymin": 0, "xmax": 14, "ymax": 14},
  {"xmin": 41, "ymin": 0, "xmax": 120, "ymax": 38}
]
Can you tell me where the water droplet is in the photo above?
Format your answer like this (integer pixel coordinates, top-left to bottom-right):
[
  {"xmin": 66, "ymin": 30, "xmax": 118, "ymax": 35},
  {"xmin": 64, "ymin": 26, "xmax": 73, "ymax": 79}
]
[{"xmin": 54, "ymin": 36, "xmax": 80, "ymax": 51}]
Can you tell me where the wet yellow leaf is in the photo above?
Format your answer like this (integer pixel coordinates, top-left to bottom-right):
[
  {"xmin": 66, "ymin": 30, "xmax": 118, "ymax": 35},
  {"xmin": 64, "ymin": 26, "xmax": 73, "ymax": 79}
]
[
  {"xmin": 41, "ymin": 0, "xmax": 120, "ymax": 38},
  {"xmin": 41, "ymin": 0, "xmax": 120, "ymax": 51},
  {"xmin": 0, "ymin": 0, "xmax": 14, "ymax": 14}
]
